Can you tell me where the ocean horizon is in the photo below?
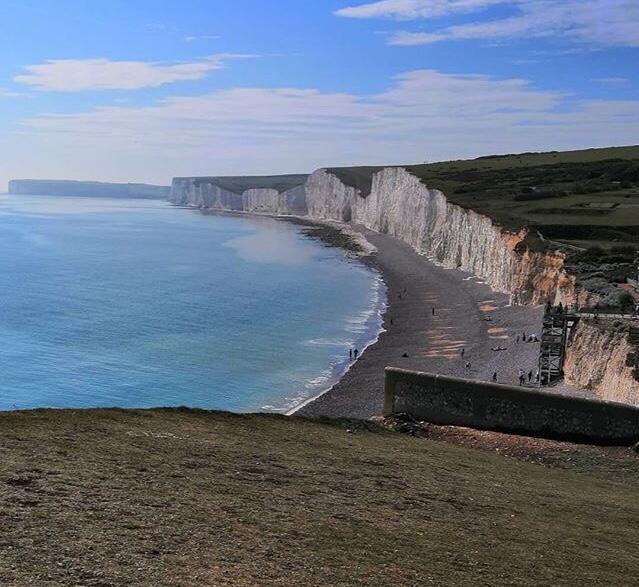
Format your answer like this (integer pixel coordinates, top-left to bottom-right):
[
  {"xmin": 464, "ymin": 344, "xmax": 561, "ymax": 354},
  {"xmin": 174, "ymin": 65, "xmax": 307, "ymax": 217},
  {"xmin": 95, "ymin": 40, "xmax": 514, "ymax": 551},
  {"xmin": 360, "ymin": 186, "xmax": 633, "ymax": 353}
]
[{"xmin": 0, "ymin": 194, "xmax": 385, "ymax": 413}]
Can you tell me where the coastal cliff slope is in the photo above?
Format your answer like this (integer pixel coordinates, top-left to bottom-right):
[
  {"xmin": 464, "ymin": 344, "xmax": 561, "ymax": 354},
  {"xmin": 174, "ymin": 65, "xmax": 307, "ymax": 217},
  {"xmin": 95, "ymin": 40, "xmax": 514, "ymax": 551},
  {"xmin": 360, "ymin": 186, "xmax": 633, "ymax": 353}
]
[{"xmin": 8, "ymin": 179, "xmax": 169, "ymax": 199}]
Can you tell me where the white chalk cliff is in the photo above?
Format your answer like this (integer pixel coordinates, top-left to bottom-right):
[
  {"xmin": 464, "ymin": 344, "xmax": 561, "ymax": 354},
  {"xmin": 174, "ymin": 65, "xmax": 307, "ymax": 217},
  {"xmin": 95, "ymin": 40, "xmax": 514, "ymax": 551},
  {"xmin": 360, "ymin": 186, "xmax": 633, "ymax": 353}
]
[
  {"xmin": 169, "ymin": 177, "xmax": 307, "ymax": 215},
  {"xmin": 305, "ymin": 167, "xmax": 585, "ymax": 306}
]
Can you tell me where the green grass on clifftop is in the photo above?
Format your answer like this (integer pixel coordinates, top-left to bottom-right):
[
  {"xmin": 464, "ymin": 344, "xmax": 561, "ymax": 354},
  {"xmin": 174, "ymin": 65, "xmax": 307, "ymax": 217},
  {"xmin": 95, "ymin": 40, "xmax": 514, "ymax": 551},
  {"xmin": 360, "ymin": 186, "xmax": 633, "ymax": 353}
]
[
  {"xmin": 0, "ymin": 409, "xmax": 637, "ymax": 586},
  {"xmin": 328, "ymin": 145, "xmax": 639, "ymax": 248}
]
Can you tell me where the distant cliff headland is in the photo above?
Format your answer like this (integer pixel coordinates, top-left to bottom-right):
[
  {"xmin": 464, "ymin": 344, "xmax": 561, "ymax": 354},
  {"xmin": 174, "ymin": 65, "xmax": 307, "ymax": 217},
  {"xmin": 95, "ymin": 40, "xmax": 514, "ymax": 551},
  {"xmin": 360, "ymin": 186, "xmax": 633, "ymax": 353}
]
[{"xmin": 8, "ymin": 179, "xmax": 170, "ymax": 199}]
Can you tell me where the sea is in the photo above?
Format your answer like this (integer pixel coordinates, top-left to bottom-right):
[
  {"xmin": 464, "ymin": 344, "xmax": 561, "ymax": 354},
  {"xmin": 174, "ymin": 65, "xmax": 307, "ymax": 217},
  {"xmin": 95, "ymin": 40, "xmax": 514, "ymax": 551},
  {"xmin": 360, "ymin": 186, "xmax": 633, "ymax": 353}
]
[{"xmin": 0, "ymin": 194, "xmax": 386, "ymax": 413}]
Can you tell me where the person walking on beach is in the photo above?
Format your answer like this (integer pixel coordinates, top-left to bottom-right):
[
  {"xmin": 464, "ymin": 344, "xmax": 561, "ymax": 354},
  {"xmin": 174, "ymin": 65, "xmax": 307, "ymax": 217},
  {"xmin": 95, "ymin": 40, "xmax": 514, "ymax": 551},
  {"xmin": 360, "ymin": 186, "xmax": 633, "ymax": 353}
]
[
  {"xmin": 432, "ymin": 307, "xmax": 436, "ymax": 316},
  {"xmin": 528, "ymin": 370, "xmax": 533, "ymax": 382},
  {"xmin": 461, "ymin": 348, "xmax": 465, "ymax": 358},
  {"xmin": 354, "ymin": 348, "xmax": 359, "ymax": 360},
  {"xmin": 349, "ymin": 349, "xmax": 353, "ymax": 361},
  {"xmin": 492, "ymin": 372, "xmax": 497, "ymax": 383},
  {"xmin": 518, "ymin": 369, "xmax": 525, "ymax": 385}
]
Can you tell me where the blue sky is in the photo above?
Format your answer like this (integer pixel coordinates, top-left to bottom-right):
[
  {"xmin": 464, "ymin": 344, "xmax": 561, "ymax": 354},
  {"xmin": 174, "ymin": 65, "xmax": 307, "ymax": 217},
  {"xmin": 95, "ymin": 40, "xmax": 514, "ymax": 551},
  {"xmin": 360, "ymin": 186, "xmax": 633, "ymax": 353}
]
[{"xmin": 1, "ymin": 0, "xmax": 637, "ymax": 188}]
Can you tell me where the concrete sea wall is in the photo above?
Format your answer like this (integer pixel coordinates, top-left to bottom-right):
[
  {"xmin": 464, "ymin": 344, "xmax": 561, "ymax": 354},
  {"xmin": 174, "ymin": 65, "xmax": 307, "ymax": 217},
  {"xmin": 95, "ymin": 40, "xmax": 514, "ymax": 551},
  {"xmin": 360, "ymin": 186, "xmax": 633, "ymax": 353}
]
[{"xmin": 384, "ymin": 368, "xmax": 639, "ymax": 444}]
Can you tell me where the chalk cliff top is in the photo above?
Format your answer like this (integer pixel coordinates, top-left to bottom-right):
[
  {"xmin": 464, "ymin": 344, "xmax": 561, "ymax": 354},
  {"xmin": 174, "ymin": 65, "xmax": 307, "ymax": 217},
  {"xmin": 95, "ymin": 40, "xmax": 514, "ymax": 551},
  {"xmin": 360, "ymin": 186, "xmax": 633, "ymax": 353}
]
[{"xmin": 172, "ymin": 174, "xmax": 308, "ymax": 194}]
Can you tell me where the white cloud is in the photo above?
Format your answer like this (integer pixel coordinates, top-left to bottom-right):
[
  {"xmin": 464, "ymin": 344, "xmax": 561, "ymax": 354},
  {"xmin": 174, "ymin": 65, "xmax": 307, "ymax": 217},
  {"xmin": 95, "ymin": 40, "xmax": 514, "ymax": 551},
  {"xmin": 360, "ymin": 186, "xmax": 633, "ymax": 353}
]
[
  {"xmin": 335, "ymin": 0, "xmax": 503, "ymax": 20},
  {"xmin": 184, "ymin": 35, "xmax": 222, "ymax": 42},
  {"xmin": 11, "ymin": 69, "xmax": 638, "ymax": 186},
  {"xmin": 339, "ymin": 0, "xmax": 639, "ymax": 48},
  {"xmin": 14, "ymin": 54, "xmax": 254, "ymax": 92},
  {"xmin": 592, "ymin": 77, "xmax": 630, "ymax": 86}
]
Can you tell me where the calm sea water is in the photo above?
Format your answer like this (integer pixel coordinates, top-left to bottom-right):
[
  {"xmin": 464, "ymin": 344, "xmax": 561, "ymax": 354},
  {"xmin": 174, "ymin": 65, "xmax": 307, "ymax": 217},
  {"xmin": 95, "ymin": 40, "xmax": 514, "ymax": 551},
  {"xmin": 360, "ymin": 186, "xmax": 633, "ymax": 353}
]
[{"xmin": 0, "ymin": 195, "xmax": 385, "ymax": 413}]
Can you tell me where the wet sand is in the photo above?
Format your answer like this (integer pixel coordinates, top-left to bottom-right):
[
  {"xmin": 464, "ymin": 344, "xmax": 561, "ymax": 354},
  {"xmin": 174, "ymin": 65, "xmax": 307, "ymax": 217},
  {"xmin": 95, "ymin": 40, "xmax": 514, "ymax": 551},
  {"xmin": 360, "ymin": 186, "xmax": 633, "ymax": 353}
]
[{"xmin": 298, "ymin": 225, "xmax": 593, "ymax": 420}]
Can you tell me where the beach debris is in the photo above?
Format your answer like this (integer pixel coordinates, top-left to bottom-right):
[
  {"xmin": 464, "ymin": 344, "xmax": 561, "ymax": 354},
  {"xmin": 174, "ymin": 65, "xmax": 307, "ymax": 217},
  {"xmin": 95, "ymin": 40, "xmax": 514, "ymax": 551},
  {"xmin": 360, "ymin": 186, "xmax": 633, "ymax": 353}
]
[{"xmin": 402, "ymin": 352, "xmax": 409, "ymax": 358}]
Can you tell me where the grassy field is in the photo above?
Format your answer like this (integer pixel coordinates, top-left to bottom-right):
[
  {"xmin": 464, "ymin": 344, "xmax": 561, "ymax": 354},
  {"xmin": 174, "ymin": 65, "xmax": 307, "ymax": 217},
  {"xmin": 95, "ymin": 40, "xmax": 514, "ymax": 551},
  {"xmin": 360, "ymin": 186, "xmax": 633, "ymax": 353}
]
[{"xmin": 1, "ymin": 408, "xmax": 637, "ymax": 586}]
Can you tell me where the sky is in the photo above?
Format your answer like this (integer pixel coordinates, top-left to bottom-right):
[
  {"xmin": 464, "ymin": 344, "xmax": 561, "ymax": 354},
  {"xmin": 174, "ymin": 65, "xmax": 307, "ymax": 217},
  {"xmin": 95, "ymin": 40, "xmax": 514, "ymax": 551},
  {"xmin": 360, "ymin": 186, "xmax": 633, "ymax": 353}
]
[{"xmin": 1, "ymin": 0, "xmax": 638, "ymax": 189}]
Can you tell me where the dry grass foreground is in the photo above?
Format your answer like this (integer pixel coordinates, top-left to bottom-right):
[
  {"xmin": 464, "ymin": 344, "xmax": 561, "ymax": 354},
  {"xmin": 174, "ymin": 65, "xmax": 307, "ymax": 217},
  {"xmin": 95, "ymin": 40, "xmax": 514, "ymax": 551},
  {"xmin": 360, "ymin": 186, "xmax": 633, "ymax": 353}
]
[{"xmin": 0, "ymin": 409, "xmax": 637, "ymax": 586}]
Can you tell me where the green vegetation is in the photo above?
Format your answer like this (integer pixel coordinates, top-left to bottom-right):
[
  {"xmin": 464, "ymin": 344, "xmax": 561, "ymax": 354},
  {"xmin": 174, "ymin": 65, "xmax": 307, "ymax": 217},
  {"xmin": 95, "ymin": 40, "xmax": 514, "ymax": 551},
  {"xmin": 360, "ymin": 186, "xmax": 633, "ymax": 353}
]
[
  {"xmin": 178, "ymin": 174, "xmax": 308, "ymax": 194},
  {"xmin": 1, "ymin": 409, "xmax": 637, "ymax": 586}
]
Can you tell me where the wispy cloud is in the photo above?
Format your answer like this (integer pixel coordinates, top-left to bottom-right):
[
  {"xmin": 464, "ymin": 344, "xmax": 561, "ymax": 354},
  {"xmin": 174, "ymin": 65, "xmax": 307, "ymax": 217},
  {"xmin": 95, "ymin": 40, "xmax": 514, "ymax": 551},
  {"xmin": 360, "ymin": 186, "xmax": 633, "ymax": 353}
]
[
  {"xmin": 338, "ymin": 0, "xmax": 639, "ymax": 48},
  {"xmin": 15, "ymin": 70, "xmax": 639, "ymax": 177},
  {"xmin": 592, "ymin": 77, "xmax": 630, "ymax": 86},
  {"xmin": 14, "ymin": 54, "xmax": 254, "ymax": 92},
  {"xmin": 184, "ymin": 35, "xmax": 222, "ymax": 42},
  {"xmin": 335, "ymin": 0, "xmax": 504, "ymax": 20}
]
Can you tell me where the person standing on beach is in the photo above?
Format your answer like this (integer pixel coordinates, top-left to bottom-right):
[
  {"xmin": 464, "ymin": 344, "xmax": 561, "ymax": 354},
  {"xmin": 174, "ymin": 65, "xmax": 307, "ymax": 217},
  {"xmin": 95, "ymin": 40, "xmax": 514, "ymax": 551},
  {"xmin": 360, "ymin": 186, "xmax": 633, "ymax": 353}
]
[
  {"xmin": 432, "ymin": 307, "xmax": 436, "ymax": 316},
  {"xmin": 461, "ymin": 348, "xmax": 465, "ymax": 358},
  {"xmin": 354, "ymin": 348, "xmax": 359, "ymax": 360},
  {"xmin": 349, "ymin": 349, "xmax": 353, "ymax": 361},
  {"xmin": 492, "ymin": 372, "xmax": 497, "ymax": 382},
  {"xmin": 528, "ymin": 370, "xmax": 533, "ymax": 382}
]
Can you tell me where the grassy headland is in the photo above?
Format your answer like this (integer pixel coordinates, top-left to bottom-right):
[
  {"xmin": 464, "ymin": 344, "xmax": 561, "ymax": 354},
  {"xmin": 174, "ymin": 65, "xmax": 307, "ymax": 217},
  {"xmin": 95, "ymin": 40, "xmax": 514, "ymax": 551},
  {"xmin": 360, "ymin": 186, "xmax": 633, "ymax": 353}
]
[{"xmin": 0, "ymin": 409, "xmax": 637, "ymax": 586}]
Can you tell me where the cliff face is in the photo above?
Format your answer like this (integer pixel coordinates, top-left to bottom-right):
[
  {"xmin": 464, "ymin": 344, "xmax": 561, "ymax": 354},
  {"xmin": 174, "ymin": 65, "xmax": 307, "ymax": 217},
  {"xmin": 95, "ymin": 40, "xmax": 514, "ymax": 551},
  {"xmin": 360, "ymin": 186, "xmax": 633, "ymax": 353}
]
[
  {"xmin": 307, "ymin": 167, "xmax": 581, "ymax": 305},
  {"xmin": 170, "ymin": 178, "xmax": 307, "ymax": 215},
  {"xmin": 242, "ymin": 186, "xmax": 307, "ymax": 215},
  {"xmin": 8, "ymin": 180, "xmax": 169, "ymax": 199},
  {"xmin": 564, "ymin": 320, "xmax": 639, "ymax": 405},
  {"xmin": 170, "ymin": 178, "xmax": 243, "ymax": 210}
]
